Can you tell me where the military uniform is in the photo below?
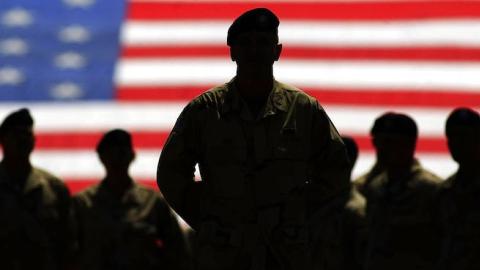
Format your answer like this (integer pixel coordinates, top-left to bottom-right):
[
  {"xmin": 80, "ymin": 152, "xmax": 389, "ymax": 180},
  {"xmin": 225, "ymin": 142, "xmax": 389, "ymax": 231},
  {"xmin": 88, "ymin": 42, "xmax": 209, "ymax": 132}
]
[
  {"xmin": 74, "ymin": 181, "xmax": 191, "ymax": 270},
  {"xmin": 0, "ymin": 163, "xmax": 74, "ymax": 270},
  {"xmin": 310, "ymin": 186, "xmax": 367, "ymax": 270},
  {"xmin": 363, "ymin": 160, "xmax": 441, "ymax": 270},
  {"xmin": 157, "ymin": 79, "xmax": 350, "ymax": 270},
  {"xmin": 437, "ymin": 173, "xmax": 480, "ymax": 270},
  {"xmin": 353, "ymin": 163, "xmax": 383, "ymax": 197}
]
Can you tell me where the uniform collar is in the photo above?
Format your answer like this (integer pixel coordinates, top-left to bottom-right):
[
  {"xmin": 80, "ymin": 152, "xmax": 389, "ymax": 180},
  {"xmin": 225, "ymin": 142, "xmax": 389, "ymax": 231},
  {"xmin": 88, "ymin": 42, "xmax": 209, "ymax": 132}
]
[
  {"xmin": 221, "ymin": 77, "xmax": 288, "ymax": 118},
  {"xmin": 97, "ymin": 180, "xmax": 142, "ymax": 206}
]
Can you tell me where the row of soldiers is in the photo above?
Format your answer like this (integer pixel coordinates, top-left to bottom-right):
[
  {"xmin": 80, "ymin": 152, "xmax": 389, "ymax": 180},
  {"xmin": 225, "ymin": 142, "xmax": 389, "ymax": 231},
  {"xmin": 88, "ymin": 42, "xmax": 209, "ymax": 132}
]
[
  {"xmin": 314, "ymin": 107, "xmax": 480, "ymax": 270},
  {"xmin": 0, "ymin": 108, "xmax": 192, "ymax": 270},
  {"xmin": 0, "ymin": 106, "xmax": 478, "ymax": 270}
]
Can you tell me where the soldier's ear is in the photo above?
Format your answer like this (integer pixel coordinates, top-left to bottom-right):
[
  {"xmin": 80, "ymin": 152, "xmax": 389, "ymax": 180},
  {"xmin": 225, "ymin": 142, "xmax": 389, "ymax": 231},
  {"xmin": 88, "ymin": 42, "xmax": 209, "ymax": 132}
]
[{"xmin": 274, "ymin": 43, "xmax": 282, "ymax": 61}]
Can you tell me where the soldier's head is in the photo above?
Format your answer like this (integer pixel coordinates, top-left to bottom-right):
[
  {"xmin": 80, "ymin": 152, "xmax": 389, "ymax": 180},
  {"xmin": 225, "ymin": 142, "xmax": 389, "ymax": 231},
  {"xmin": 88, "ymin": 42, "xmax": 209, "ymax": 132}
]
[
  {"xmin": 371, "ymin": 112, "xmax": 418, "ymax": 170},
  {"xmin": 97, "ymin": 129, "xmax": 135, "ymax": 172},
  {"xmin": 0, "ymin": 108, "xmax": 35, "ymax": 160},
  {"xmin": 445, "ymin": 107, "xmax": 480, "ymax": 166},
  {"xmin": 341, "ymin": 136, "xmax": 359, "ymax": 175},
  {"xmin": 228, "ymin": 8, "xmax": 282, "ymax": 74}
]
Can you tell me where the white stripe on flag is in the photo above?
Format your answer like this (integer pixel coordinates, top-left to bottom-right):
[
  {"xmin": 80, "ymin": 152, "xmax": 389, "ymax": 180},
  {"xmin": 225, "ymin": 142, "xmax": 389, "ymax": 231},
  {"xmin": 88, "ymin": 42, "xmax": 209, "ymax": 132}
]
[
  {"xmin": 122, "ymin": 20, "xmax": 480, "ymax": 47},
  {"xmin": 115, "ymin": 59, "xmax": 480, "ymax": 90},
  {"xmin": 0, "ymin": 103, "xmax": 473, "ymax": 136}
]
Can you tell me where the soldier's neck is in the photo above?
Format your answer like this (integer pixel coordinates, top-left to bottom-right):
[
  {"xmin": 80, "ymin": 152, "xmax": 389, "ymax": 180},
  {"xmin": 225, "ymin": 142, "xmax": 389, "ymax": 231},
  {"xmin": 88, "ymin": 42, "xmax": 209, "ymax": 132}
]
[
  {"xmin": 235, "ymin": 69, "xmax": 274, "ymax": 101},
  {"xmin": 2, "ymin": 156, "xmax": 31, "ymax": 182},
  {"xmin": 104, "ymin": 171, "xmax": 133, "ymax": 195}
]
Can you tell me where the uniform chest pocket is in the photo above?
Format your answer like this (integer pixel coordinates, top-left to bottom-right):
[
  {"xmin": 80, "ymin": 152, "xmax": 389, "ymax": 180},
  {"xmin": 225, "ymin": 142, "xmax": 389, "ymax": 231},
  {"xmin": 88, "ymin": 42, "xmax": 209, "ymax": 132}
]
[
  {"xmin": 207, "ymin": 138, "xmax": 246, "ymax": 165},
  {"xmin": 272, "ymin": 135, "xmax": 306, "ymax": 161}
]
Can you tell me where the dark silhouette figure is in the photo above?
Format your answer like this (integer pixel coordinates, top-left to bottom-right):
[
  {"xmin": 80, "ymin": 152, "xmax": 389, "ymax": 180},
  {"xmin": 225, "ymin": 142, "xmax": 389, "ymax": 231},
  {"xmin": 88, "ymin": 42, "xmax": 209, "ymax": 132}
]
[
  {"xmin": 157, "ymin": 8, "xmax": 350, "ymax": 270},
  {"xmin": 73, "ymin": 129, "xmax": 191, "ymax": 270},
  {"xmin": 0, "ymin": 108, "xmax": 75, "ymax": 270},
  {"xmin": 361, "ymin": 112, "xmax": 441, "ymax": 270},
  {"xmin": 310, "ymin": 135, "xmax": 367, "ymax": 270},
  {"xmin": 437, "ymin": 107, "xmax": 480, "ymax": 270}
]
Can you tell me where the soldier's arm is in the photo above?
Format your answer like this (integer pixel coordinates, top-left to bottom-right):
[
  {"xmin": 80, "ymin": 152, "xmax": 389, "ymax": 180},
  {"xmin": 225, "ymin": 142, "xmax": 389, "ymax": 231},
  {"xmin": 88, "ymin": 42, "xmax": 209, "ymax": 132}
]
[
  {"xmin": 155, "ymin": 197, "xmax": 193, "ymax": 270},
  {"xmin": 157, "ymin": 102, "xmax": 203, "ymax": 228},
  {"xmin": 308, "ymin": 101, "xmax": 351, "ymax": 210},
  {"xmin": 51, "ymin": 179, "xmax": 78, "ymax": 270}
]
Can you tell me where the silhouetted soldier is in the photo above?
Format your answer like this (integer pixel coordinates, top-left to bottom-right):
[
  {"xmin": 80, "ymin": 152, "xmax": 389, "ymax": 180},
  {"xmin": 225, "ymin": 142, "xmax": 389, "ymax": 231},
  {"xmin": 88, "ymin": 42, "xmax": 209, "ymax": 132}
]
[
  {"xmin": 437, "ymin": 107, "xmax": 480, "ymax": 270},
  {"xmin": 362, "ymin": 112, "xmax": 441, "ymax": 270},
  {"xmin": 0, "ymin": 108, "xmax": 75, "ymax": 270},
  {"xmin": 157, "ymin": 8, "xmax": 350, "ymax": 270},
  {"xmin": 353, "ymin": 132, "xmax": 385, "ymax": 196},
  {"xmin": 73, "ymin": 129, "xmax": 191, "ymax": 270},
  {"xmin": 310, "ymin": 136, "xmax": 367, "ymax": 270}
]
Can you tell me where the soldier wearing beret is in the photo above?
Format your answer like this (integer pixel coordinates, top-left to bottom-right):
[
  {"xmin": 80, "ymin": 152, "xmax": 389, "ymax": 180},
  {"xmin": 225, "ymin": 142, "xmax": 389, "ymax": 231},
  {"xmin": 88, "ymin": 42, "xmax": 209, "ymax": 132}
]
[
  {"xmin": 73, "ymin": 129, "xmax": 191, "ymax": 270},
  {"xmin": 361, "ymin": 112, "xmax": 441, "ymax": 270},
  {"xmin": 157, "ymin": 8, "xmax": 350, "ymax": 270},
  {"xmin": 437, "ymin": 108, "xmax": 480, "ymax": 270},
  {"xmin": 0, "ymin": 108, "xmax": 75, "ymax": 270}
]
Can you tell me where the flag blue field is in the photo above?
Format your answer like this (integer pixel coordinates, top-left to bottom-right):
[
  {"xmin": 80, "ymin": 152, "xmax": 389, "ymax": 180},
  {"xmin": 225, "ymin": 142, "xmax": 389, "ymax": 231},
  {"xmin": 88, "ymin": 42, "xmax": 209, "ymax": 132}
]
[{"xmin": 1, "ymin": 0, "xmax": 479, "ymax": 192}]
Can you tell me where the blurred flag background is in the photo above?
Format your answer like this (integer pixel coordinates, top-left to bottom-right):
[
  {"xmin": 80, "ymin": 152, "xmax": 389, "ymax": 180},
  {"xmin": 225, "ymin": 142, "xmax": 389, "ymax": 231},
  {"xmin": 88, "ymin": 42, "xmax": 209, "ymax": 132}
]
[{"xmin": 1, "ymin": 0, "xmax": 480, "ymax": 193}]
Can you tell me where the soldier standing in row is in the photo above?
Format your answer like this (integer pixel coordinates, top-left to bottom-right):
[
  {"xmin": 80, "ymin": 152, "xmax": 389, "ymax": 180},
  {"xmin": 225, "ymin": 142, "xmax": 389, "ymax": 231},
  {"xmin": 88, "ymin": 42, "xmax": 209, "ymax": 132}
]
[
  {"xmin": 437, "ymin": 107, "xmax": 480, "ymax": 270},
  {"xmin": 362, "ymin": 113, "xmax": 441, "ymax": 270},
  {"xmin": 74, "ymin": 129, "xmax": 191, "ymax": 270},
  {"xmin": 310, "ymin": 136, "xmax": 367, "ymax": 270},
  {"xmin": 0, "ymin": 108, "xmax": 75, "ymax": 270},
  {"xmin": 157, "ymin": 8, "xmax": 350, "ymax": 270}
]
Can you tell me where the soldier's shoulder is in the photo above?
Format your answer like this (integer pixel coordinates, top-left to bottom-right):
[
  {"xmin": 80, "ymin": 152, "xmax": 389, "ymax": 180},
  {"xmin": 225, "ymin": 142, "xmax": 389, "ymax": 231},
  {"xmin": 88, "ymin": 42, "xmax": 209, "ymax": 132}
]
[
  {"xmin": 345, "ymin": 188, "xmax": 366, "ymax": 217},
  {"xmin": 189, "ymin": 83, "xmax": 229, "ymax": 108},
  {"xmin": 134, "ymin": 183, "xmax": 167, "ymax": 204},
  {"xmin": 277, "ymin": 81, "xmax": 318, "ymax": 106},
  {"xmin": 414, "ymin": 167, "xmax": 443, "ymax": 187},
  {"xmin": 74, "ymin": 183, "xmax": 101, "ymax": 199},
  {"xmin": 33, "ymin": 167, "xmax": 69, "ymax": 192}
]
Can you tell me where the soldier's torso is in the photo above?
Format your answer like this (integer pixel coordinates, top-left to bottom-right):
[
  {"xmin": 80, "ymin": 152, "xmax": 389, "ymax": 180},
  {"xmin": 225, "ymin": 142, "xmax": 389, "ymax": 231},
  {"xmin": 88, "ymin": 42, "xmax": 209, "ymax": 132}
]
[
  {"xmin": 192, "ymin": 82, "xmax": 318, "ymax": 270},
  {"xmin": 196, "ymin": 83, "xmax": 314, "ymax": 225},
  {"xmin": 0, "ymin": 167, "xmax": 65, "ymax": 270},
  {"xmin": 365, "ymin": 166, "xmax": 441, "ymax": 270},
  {"xmin": 438, "ymin": 175, "xmax": 480, "ymax": 270},
  {"xmin": 75, "ymin": 183, "xmax": 164, "ymax": 270}
]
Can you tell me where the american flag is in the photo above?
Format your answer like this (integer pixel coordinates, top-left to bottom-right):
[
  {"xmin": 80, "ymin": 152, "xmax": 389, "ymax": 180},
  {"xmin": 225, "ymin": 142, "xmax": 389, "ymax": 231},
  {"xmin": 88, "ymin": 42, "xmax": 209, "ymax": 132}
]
[{"xmin": 1, "ymin": 0, "xmax": 479, "ymax": 193}]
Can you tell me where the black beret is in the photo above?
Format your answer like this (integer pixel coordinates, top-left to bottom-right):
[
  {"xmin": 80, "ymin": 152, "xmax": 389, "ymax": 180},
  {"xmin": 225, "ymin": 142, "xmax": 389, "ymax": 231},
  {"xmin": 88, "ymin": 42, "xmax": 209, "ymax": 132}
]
[
  {"xmin": 446, "ymin": 107, "xmax": 480, "ymax": 135},
  {"xmin": 0, "ymin": 108, "xmax": 34, "ymax": 137},
  {"xmin": 371, "ymin": 112, "xmax": 418, "ymax": 139},
  {"xmin": 96, "ymin": 129, "xmax": 133, "ymax": 154},
  {"xmin": 227, "ymin": 8, "xmax": 279, "ymax": 46}
]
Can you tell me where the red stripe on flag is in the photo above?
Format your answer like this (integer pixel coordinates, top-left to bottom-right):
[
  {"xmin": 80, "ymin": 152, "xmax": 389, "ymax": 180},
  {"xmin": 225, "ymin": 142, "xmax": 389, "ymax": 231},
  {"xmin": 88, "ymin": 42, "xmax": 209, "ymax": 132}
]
[
  {"xmin": 127, "ymin": 1, "xmax": 480, "ymax": 21},
  {"xmin": 122, "ymin": 46, "xmax": 480, "ymax": 62},
  {"xmin": 35, "ymin": 132, "xmax": 170, "ymax": 149},
  {"xmin": 34, "ymin": 133, "xmax": 448, "ymax": 153},
  {"xmin": 65, "ymin": 179, "xmax": 157, "ymax": 194},
  {"xmin": 116, "ymin": 86, "xmax": 480, "ymax": 108}
]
